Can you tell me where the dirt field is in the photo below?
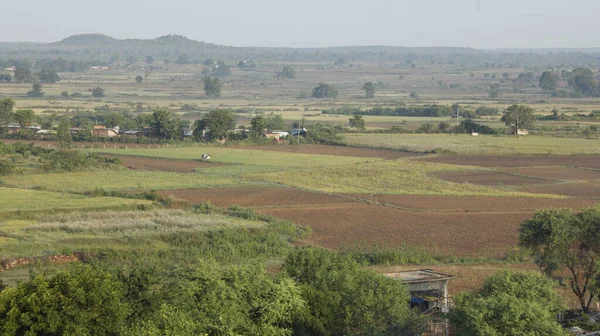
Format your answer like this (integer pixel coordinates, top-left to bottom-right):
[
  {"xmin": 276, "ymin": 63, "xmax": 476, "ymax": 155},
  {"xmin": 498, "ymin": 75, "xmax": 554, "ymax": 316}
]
[
  {"xmin": 258, "ymin": 203, "xmax": 533, "ymax": 256},
  {"xmin": 498, "ymin": 167, "xmax": 600, "ymax": 181},
  {"xmin": 345, "ymin": 194, "xmax": 599, "ymax": 211},
  {"xmin": 420, "ymin": 154, "xmax": 600, "ymax": 168},
  {"xmin": 157, "ymin": 187, "xmax": 356, "ymax": 208},
  {"xmin": 518, "ymin": 182, "xmax": 600, "ymax": 198},
  {"xmin": 119, "ymin": 156, "xmax": 218, "ymax": 172},
  {"xmin": 235, "ymin": 144, "xmax": 424, "ymax": 160},
  {"xmin": 429, "ymin": 170, "xmax": 550, "ymax": 186}
]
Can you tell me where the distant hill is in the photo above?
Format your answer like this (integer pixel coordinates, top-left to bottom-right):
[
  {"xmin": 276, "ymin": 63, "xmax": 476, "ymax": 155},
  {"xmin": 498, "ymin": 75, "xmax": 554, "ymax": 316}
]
[{"xmin": 0, "ymin": 34, "xmax": 599, "ymax": 67}]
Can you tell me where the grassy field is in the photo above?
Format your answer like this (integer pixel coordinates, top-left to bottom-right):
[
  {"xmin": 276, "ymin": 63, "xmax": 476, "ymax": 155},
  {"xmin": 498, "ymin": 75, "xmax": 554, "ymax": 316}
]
[
  {"xmin": 93, "ymin": 146, "xmax": 369, "ymax": 167},
  {"xmin": 0, "ymin": 209, "xmax": 267, "ymax": 259},
  {"xmin": 0, "ymin": 187, "xmax": 151, "ymax": 213},
  {"xmin": 345, "ymin": 134, "xmax": 600, "ymax": 155},
  {"xmin": 0, "ymin": 170, "xmax": 260, "ymax": 193},
  {"xmin": 250, "ymin": 160, "xmax": 561, "ymax": 197}
]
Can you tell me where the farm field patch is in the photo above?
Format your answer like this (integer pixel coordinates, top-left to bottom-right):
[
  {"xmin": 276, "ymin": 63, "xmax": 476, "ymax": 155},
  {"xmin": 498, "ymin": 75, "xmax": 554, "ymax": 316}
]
[
  {"xmin": 429, "ymin": 170, "xmax": 551, "ymax": 187},
  {"xmin": 0, "ymin": 187, "xmax": 151, "ymax": 213},
  {"xmin": 95, "ymin": 146, "xmax": 368, "ymax": 167},
  {"xmin": 419, "ymin": 154, "xmax": 600, "ymax": 168},
  {"xmin": 497, "ymin": 167, "xmax": 600, "ymax": 181},
  {"xmin": 345, "ymin": 134, "xmax": 600, "ymax": 155},
  {"xmin": 157, "ymin": 187, "xmax": 355, "ymax": 208},
  {"xmin": 1, "ymin": 170, "xmax": 255, "ymax": 193},
  {"xmin": 518, "ymin": 182, "xmax": 600, "ymax": 198},
  {"xmin": 344, "ymin": 194, "xmax": 599, "ymax": 211},
  {"xmin": 258, "ymin": 203, "xmax": 533, "ymax": 256},
  {"xmin": 250, "ymin": 159, "xmax": 554, "ymax": 197},
  {"xmin": 118, "ymin": 155, "xmax": 220, "ymax": 172},
  {"xmin": 233, "ymin": 144, "xmax": 425, "ymax": 160}
]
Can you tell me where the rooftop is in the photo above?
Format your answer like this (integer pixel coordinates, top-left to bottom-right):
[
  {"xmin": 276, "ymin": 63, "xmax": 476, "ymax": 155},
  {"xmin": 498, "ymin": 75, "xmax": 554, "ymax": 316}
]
[{"xmin": 384, "ymin": 270, "xmax": 453, "ymax": 284}]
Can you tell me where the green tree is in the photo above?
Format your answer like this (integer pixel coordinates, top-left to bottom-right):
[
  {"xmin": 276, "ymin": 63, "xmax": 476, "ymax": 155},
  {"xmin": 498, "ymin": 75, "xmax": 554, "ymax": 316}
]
[
  {"xmin": 27, "ymin": 83, "xmax": 44, "ymax": 98},
  {"xmin": 502, "ymin": 72, "xmax": 510, "ymax": 79},
  {"xmin": 539, "ymin": 71, "xmax": 559, "ymax": 91},
  {"xmin": 91, "ymin": 86, "xmax": 105, "ymax": 98},
  {"xmin": 312, "ymin": 83, "xmax": 338, "ymax": 98},
  {"xmin": 283, "ymin": 248, "xmax": 425, "ymax": 335},
  {"xmin": 501, "ymin": 104, "xmax": 535, "ymax": 134},
  {"xmin": 145, "ymin": 55, "xmax": 154, "ymax": 64},
  {"xmin": 135, "ymin": 75, "xmax": 144, "ymax": 84},
  {"xmin": 151, "ymin": 108, "xmax": 181, "ymax": 139},
  {"xmin": 265, "ymin": 114, "xmax": 286, "ymax": 130},
  {"xmin": 488, "ymin": 83, "xmax": 501, "ymax": 98},
  {"xmin": 176, "ymin": 54, "xmax": 190, "ymax": 64},
  {"xmin": 193, "ymin": 109, "xmax": 236, "ymax": 141},
  {"xmin": 0, "ymin": 98, "xmax": 15, "ymax": 131},
  {"xmin": 276, "ymin": 66, "xmax": 296, "ymax": 80},
  {"xmin": 13, "ymin": 109, "xmax": 35, "ymax": 128},
  {"xmin": 363, "ymin": 82, "xmax": 375, "ymax": 98},
  {"xmin": 519, "ymin": 206, "xmax": 600, "ymax": 311},
  {"xmin": 250, "ymin": 115, "xmax": 267, "ymax": 140},
  {"xmin": 203, "ymin": 77, "xmax": 222, "ymax": 98},
  {"xmin": 348, "ymin": 115, "xmax": 365, "ymax": 134},
  {"xmin": 409, "ymin": 91, "xmax": 419, "ymax": 99},
  {"xmin": 13, "ymin": 62, "xmax": 31, "ymax": 82},
  {"xmin": 568, "ymin": 68, "xmax": 598, "ymax": 96},
  {"xmin": 56, "ymin": 117, "xmax": 72, "ymax": 149},
  {"xmin": 38, "ymin": 69, "xmax": 60, "ymax": 83},
  {"xmin": 450, "ymin": 271, "xmax": 566, "ymax": 336},
  {"xmin": 0, "ymin": 265, "xmax": 129, "ymax": 335}
]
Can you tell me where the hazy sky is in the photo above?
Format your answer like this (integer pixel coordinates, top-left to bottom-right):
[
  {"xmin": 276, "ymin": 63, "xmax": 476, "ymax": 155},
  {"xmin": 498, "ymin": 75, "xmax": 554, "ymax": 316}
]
[{"xmin": 4, "ymin": 0, "xmax": 598, "ymax": 49}]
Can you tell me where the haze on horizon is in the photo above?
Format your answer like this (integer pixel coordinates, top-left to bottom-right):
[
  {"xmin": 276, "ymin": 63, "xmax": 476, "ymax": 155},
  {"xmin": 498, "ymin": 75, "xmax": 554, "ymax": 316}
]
[{"xmin": 5, "ymin": 0, "xmax": 598, "ymax": 49}]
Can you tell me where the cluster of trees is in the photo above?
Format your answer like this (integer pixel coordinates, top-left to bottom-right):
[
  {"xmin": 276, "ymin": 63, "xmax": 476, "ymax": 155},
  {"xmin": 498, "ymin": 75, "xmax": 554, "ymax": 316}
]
[
  {"xmin": 312, "ymin": 83, "xmax": 338, "ymax": 98},
  {"xmin": 0, "ymin": 248, "xmax": 425, "ymax": 335},
  {"xmin": 324, "ymin": 105, "xmax": 454, "ymax": 117}
]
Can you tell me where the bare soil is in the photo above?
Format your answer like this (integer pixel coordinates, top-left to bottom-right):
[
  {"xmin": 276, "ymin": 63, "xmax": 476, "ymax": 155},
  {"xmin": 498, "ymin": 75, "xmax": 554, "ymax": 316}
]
[
  {"xmin": 429, "ymin": 170, "xmax": 550, "ymax": 186},
  {"xmin": 518, "ymin": 182, "xmax": 600, "ymax": 198},
  {"xmin": 157, "ymin": 187, "xmax": 355, "ymax": 208},
  {"xmin": 344, "ymin": 194, "xmax": 599, "ymax": 211},
  {"xmin": 235, "ymin": 144, "xmax": 423, "ymax": 160},
  {"xmin": 419, "ymin": 154, "xmax": 600, "ymax": 168},
  {"xmin": 257, "ymin": 204, "xmax": 533, "ymax": 256},
  {"xmin": 498, "ymin": 167, "xmax": 600, "ymax": 181}
]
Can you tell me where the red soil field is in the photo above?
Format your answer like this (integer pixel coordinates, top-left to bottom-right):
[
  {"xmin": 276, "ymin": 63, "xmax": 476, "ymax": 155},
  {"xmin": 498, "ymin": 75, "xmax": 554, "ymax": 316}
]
[
  {"xmin": 344, "ymin": 194, "xmax": 599, "ymax": 211},
  {"xmin": 498, "ymin": 167, "xmax": 600, "ymax": 181},
  {"xmin": 429, "ymin": 170, "xmax": 549, "ymax": 186},
  {"xmin": 258, "ymin": 203, "xmax": 533, "ymax": 256},
  {"xmin": 235, "ymin": 144, "xmax": 423, "ymax": 160},
  {"xmin": 119, "ymin": 156, "xmax": 218, "ymax": 173},
  {"xmin": 518, "ymin": 182, "xmax": 600, "ymax": 198},
  {"xmin": 157, "ymin": 187, "xmax": 355, "ymax": 208},
  {"xmin": 419, "ymin": 154, "xmax": 600, "ymax": 168}
]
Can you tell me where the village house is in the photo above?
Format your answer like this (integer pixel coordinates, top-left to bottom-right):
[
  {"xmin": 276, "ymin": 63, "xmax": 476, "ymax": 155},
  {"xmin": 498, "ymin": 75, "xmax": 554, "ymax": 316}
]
[
  {"xmin": 385, "ymin": 269, "xmax": 452, "ymax": 313},
  {"xmin": 91, "ymin": 125, "xmax": 120, "ymax": 138}
]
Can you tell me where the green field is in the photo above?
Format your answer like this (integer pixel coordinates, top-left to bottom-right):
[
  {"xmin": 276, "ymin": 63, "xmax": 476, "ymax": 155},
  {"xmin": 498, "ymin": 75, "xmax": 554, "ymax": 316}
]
[
  {"xmin": 250, "ymin": 159, "xmax": 560, "ymax": 197},
  {"xmin": 345, "ymin": 134, "xmax": 600, "ymax": 155},
  {"xmin": 0, "ymin": 170, "xmax": 259, "ymax": 193},
  {"xmin": 0, "ymin": 209, "xmax": 268, "ymax": 259},
  {"xmin": 94, "ymin": 146, "xmax": 368, "ymax": 167},
  {"xmin": 0, "ymin": 187, "xmax": 151, "ymax": 213}
]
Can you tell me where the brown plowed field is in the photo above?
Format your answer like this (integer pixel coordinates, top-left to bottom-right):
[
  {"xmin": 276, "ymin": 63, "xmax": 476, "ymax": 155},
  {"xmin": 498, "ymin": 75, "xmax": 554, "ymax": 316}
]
[
  {"xmin": 157, "ymin": 188, "xmax": 355, "ymax": 208},
  {"xmin": 419, "ymin": 154, "xmax": 600, "ymax": 168},
  {"xmin": 518, "ymin": 182, "xmax": 600, "ymax": 198},
  {"xmin": 257, "ymin": 204, "xmax": 533, "ymax": 256},
  {"xmin": 344, "ymin": 194, "xmax": 599, "ymax": 211},
  {"xmin": 235, "ymin": 145, "xmax": 423, "ymax": 160},
  {"xmin": 498, "ymin": 167, "xmax": 600, "ymax": 181},
  {"xmin": 429, "ymin": 170, "xmax": 549, "ymax": 186},
  {"xmin": 118, "ymin": 156, "xmax": 217, "ymax": 173}
]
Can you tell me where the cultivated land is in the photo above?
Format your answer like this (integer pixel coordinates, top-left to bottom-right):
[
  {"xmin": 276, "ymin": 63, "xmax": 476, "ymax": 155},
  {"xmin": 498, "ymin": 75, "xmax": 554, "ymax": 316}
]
[
  {"xmin": 4, "ymin": 46, "xmax": 600, "ymax": 314},
  {"xmin": 345, "ymin": 134, "xmax": 600, "ymax": 155}
]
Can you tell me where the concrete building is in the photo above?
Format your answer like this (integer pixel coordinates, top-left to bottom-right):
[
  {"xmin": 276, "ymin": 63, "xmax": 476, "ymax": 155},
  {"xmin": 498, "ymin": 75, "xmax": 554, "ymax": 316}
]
[{"xmin": 384, "ymin": 269, "xmax": 452, "ymax": 314}]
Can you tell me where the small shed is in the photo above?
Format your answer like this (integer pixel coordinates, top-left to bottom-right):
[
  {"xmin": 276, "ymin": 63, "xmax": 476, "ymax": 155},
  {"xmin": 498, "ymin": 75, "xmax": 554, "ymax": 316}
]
[
  {"xmin": 91, "ymin": 126, "xmax": 119, "ymax": 138},
  {"xmin": 385, "ymin": 269, "xmax": 453, "ymax": 314}
]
